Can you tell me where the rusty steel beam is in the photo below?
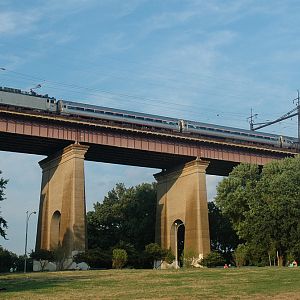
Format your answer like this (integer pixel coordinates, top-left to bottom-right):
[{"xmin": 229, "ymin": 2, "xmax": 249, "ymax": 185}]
[{"xmin": 0, "ymin": 109, "xmax": 297, "ymax": 175}]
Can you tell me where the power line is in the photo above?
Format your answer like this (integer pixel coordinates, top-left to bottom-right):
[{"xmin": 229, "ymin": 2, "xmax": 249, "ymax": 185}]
[
  {"xmin": 0, "ymin": 68, "xmax": 250, "ymax": 119},
  {"xmin": 249, "ymin": 92, "xmax": 300, "ymax": 142}
]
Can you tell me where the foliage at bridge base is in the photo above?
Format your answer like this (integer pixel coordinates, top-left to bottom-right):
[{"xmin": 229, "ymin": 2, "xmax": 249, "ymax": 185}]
[{"xmin": 216, "ymin": 155, "xmax": 300, "ymax": 266}]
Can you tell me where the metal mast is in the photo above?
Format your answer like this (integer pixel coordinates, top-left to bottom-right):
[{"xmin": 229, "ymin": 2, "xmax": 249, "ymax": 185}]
[{"xmin": 250, "ymin": 92, "xmax": 300, "ymax": 144}]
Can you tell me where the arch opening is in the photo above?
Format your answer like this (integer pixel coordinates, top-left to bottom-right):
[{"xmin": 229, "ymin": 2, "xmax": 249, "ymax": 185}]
[{"xmin": 50, "ymin": 210, "xmax": 61, "ymax": 250}]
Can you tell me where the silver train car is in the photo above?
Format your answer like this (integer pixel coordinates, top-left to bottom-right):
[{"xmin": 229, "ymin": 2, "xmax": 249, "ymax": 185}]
[
  {"xmin": 0, "ymin": 86, "xmax": 297, "ymax": 149},
  {"xmin": 0, "ymin": 86, "xmax": 57, "ymax": 112},
  {"xmin": 184, "ymin": 120, "xmax": 297, "ymax": 147},
  {"xmin": 57, "ymin": 100, "xmax": 182, "ymax": 131}
]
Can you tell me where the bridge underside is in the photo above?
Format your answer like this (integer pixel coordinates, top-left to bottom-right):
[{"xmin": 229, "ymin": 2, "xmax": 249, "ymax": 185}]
[
  {"xmin": 0, "ymin": 131, "xmax": 238, "ymax": 175},
  {"xmin": 0, "ymin": 110, "xmax": 296, "ymax": 264}
]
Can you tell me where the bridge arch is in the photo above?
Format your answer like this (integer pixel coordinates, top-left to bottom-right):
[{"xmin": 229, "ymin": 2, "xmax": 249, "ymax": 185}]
[{"xmin": 50, "ymin": 210, "xmax": 61, "ymax": 250}]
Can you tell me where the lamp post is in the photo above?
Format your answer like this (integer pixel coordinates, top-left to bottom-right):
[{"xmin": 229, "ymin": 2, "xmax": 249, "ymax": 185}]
[
  {"xmin": 174, "ymin": 222, "xmax": 184, "ymax": 269},
  {"xmin": 24, "ymin": 210, "xmax": 36, "ymax": 273}
]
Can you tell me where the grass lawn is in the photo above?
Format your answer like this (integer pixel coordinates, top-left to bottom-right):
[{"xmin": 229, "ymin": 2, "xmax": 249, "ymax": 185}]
[{"xmin": 0, "ymin": 267, "xmax": 300, "ymax": 299}]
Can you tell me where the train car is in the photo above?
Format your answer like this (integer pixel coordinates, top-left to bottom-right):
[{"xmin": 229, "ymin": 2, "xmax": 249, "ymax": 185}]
[
  {"xmin": 57, "ymin": 100, "xmax": 181, "ymax": 131},
  {"xmin": 184, "ymin": 120, "xmax": 294, "ymax": 147},
  {"xmin": 0, "ymin": 87, "xmax": 57, "ymax": 112}
]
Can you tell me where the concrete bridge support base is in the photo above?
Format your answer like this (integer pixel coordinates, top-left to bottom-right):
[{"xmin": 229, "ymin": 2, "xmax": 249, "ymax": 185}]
[
  {"xmin": 35, "ymin": 143, "xmax": 89, "ymax": 257},
  {"xmin": 154, "ymin": 158, "xmax": 210, "ymax": 263}
]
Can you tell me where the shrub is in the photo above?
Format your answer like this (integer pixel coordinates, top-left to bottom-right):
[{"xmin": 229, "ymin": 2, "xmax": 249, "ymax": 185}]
[
  {"xmin": 200, "ymin": 251, "xmax": 226, "ymax": 268},
  {"xmin": 74, "ymin": 248, "xmax": 112, "ymax": 269},
  {"xmin": 163, "ymin": 248, "xmax": 175, "ymax": 264},
  {"xmin": 144, "ymin": 243, "xmax": 164, "ymax": 264},
  {"xmin": 112, "ymin": 248, "xmax": 128, "ymax": 269},
  {"xmin": 113, "ymin": 241, "xmax": 139, "ymax": 268}
]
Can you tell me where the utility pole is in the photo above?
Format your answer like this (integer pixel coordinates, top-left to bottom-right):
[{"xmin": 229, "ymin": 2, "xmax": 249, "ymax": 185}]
[
  {"xmin": 248, "ymin": 108, "xmax": 258, "ymax": 130},
  {"xmin": 295, "ymin": 90, "xmax": 300, "ymax": 144},
  {"xmin": 250, "ymin": 92, "xmax": 300, "ymax": 145}
]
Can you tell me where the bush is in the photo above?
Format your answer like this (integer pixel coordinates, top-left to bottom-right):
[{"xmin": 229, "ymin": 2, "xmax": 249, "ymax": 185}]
[
  {"xmin": 200, "ymin": 251, "xmax": 226, "ymax": 268},
  {"xmin": 163, "ymin": 248, "xmax": 175, "ymax": 264},
  {"xmin": 145, "ymin": 243, "xmax": 163, "ymax": 260},
  {"xmin": 112, "ymin": 248, "xmax": 128, "ymax": 269},
  {"xmin": 113, "ymin": 241, "xmax": 139, "ymax": 268},
  {"xmin": 74, "ymin": 248, "xmax": 112, "ymax": 269}
]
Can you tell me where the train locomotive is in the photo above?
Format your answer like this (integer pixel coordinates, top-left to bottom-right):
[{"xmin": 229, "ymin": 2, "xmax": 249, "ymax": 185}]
[{"xmin": 0, "ymin": 86, "xmax": 298, "ymax": 149}]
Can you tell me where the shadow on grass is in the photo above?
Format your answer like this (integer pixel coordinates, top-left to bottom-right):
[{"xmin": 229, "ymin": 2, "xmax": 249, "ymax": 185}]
[{"xmin": 0, "ymin": 273, "xmax": 94, "ymax": 294}]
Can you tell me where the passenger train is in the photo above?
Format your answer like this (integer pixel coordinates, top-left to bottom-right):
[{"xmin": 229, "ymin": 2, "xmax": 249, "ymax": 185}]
[{"xmin": 0, "ymin": 86, "xmax": 298, "ymax": 149}]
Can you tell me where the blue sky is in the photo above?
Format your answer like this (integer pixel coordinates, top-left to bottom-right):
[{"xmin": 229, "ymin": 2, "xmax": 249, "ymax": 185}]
[{"xmin": 0, "ymin": 0, "xmax": 299, "ymax": 255}]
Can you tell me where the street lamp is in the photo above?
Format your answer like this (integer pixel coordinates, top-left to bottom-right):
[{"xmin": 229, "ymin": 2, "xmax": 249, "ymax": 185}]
[
  {"xmin": 174, "ymin": 222, "xmax": 184, "ymax": 269},
  {"xmin": 24, "ymin": 210, "xmax": 36, "ymax": 273}
]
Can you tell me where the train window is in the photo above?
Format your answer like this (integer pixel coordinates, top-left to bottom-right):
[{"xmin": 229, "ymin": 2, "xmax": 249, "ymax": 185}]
[
  {"xmin": 155, "ymin": 120, "xmax": 163, "ymax": 123},
  {"xmin": 115, "ymin": 113, "xmax": 123, "ymax": 117},
  {"xmin": 104, "ymin": 111, "xmax": 114, "ymax": 115},
  {"xmin": 127, "ymin": 115, "xmax": 136, "ymax": 119},
  {"xmin": 51, "ymin": 100, "xmax": 55, "ymax": 103},
  {"xmin": 68, "ymin": 106, "xmax": 84, "ymax": 111},
  {"xmin": 136, "ymin": 116, "xmax": 144, "ymax": 120},
  {"xmin": 95, "ymin": 110, "xmax": 104, "ymax": 114},
  {"xmin": 47, "ymin": 99, "xmax": 50, "ymax": 103},
  {"xmin": 145, "ymin": 118, "xmax": 154, "ymax": 122},
  {"xmin": 85, "ymin": 108, "xmax": 95, "ymax": 112}
]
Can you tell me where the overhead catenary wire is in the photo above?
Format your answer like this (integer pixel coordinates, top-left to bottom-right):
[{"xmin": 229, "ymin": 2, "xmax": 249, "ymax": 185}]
[
  {"xmin": 1, "ymin": 68, "xmax": 297, "ymax": 135},
  {"xmin": 0, "ymin": 68, "xmax": 250, "ymax": 119}
]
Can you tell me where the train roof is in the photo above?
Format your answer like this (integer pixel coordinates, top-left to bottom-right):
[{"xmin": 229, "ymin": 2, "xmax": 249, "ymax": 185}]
[
  {"xmin": 0, "ymin": 86, "xmax": 55, "ymax": 99},
  {"xmin": 59, "ymin": 99, "xmax": 180, "ymax": 122}
]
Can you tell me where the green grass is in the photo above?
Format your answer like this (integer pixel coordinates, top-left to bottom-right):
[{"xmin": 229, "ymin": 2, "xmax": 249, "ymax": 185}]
[{"xmin": 0, "ymin": 267, "xmax": 300, "ymax": 299}]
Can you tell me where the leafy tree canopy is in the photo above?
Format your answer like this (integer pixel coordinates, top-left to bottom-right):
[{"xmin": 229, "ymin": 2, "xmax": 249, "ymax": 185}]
[
  {"xmin": 87, "ymin": 182, "xmax": 157, "ymax": 251},
  {"xmin": 0, "ymin": 171, "xmax": 8, "ymax": 239},
  {"xmin": 215, "ymin": 155, "xmax": 300, "ymax": 264},
  {"xmin": 208, "ymin": 201, "xmax": 239, "ymax": 257}
]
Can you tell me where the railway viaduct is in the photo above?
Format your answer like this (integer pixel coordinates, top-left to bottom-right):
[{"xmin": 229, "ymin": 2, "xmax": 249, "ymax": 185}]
[{"xmin": 0, "ymin": 107, "xmax": 297, "ymax": 261}]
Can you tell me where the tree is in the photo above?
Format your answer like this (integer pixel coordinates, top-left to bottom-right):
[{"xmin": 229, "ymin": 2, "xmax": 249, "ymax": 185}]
[
  {"xmin": 30, "ymin": 249, "xmax": 54, "ymax": 271},
  {"xmin": 208, "ymin": 201, "xmax": 239, "ymax": 261},
  {"xmin": 0, "ymin": 246, "xmax": 18, "ymax": 272},
  {"xmin": 215, "ymin": 156, "xmax": 300, "ymax": 265},
  {"xmin": 53, "ymin": 245, "xmax": 69, "ymax": 271},
  {"xmin": 0, "ymin": 171, "xmax": 8, "ymax": 239},
  {"xmin": 87, "ymin": 183, "xmax": 157, "ymax": 251}
]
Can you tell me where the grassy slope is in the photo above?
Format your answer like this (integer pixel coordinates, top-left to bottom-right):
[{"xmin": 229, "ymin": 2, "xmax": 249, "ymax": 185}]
[{"xmin": 0, "ymin": 268, "xmax": 300, "ymax": 299}]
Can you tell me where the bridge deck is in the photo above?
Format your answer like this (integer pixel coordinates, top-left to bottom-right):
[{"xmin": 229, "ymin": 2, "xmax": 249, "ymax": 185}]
[{"xmin": 0, "ymin": 108, "xmax": 297, "ymax": 176}]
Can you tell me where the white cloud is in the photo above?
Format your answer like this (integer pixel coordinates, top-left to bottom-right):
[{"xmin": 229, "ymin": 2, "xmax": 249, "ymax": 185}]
[{"xmin": 0, "ymin": 11, "xmax": 41, "ymax": 35}]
